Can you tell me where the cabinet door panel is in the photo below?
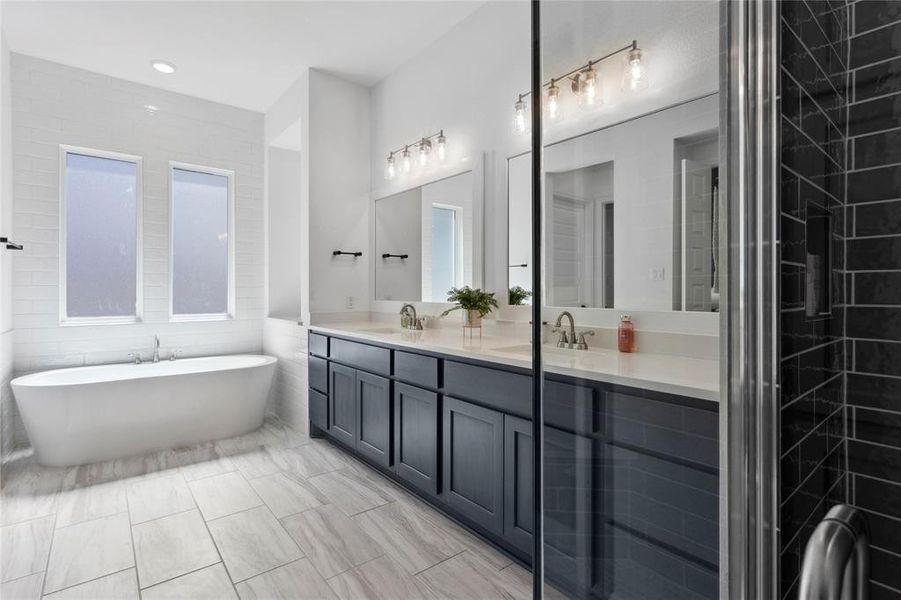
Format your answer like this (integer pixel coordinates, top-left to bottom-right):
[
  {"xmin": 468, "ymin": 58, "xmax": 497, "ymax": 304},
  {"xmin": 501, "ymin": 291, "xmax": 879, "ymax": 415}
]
[
  {"xmin": 503, "ymin": 415, "xmax": 534, "ymax": 553},
  {"xmin": 356, "ymin": 372, "xmax": 392, "ymax": 468},
  {"xmin": 394, "ymin": 383, "xmax": 439, "ymax": 496},
  {"xmin": 443, "ymin": 397, "xmax": 504, "ymax": 534},
  {"xmin": 503, "ymin": 419, "xmax": 594, "ymax": 593},
  {"xmin": 309, "ymin": 388, "xmax": 328, "ymax": 432},
  {"xmin": 328, "ymin": 363, "xmax": 356, "ymax": 446}
]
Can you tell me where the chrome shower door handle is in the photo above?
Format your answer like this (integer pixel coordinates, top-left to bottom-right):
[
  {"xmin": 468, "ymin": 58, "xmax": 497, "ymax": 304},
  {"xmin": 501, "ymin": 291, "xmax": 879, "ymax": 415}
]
[{"xmin": 798, "ymin": 504, "xmax": 869, "ymax": 600}]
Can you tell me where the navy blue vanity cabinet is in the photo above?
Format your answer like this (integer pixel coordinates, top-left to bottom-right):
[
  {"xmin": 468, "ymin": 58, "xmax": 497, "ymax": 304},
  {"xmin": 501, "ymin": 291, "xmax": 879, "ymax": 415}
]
[
  {"xmin": 394, "ymin": 382, "xmax": 439, "ymax": 496},
  {"xmin": 307, "ymin": 331, "xmax": 720, "ymax": 600},
  {"xmin": 443, "ymin": 396, "xmax": 505, "ymax": 534},
  {"xmin": 328, "ymin": 363, "xmax": 356, "ymax": 446},
  {"xmin": 355, "ymin": 371, "xmax": 392, "ymax": 468}
]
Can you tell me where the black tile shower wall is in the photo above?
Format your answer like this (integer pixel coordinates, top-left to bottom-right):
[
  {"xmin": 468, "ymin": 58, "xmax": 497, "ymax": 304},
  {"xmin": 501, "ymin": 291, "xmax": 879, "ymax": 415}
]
[
  {"xmin": 779, "ymin": 1, "xmax": 850, "ymax": 598},
  {"xmin": 846, "ymin": 1, "xmax": 901, "ymax": 597}
]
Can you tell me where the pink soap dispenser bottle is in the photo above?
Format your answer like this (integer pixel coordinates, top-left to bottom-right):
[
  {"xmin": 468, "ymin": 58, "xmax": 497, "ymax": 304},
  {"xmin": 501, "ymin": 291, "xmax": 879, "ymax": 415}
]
[{"xmin": 618, "ymin": 315, "xmax": 636, "ymax": 353}]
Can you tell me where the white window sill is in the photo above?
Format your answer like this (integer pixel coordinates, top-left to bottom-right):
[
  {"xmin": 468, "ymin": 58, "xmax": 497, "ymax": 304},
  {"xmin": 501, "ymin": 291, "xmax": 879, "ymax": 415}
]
[
  {"xmin": 60, "ymin": 316, "xmax": 143, "ymax": 327},
  {"xmin": 169, "ymin": 314, "xmax": 234, "ymax": 323}
]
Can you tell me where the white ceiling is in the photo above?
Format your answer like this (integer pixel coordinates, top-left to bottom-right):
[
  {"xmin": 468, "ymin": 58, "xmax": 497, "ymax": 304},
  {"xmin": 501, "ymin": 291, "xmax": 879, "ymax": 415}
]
[{"xmin": 1, "ymin": 0, "xmax": 485, "ymax": 113}]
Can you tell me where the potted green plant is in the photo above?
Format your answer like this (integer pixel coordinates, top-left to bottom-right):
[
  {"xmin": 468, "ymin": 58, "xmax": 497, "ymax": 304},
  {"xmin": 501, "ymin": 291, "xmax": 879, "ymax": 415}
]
[
  {"xmin": 440, "ymin": 286, "xmax": 498, "ymax": 327},
  {"xmin": 508, "ymin": 286, "xmax": 532, "ymax": 306}
]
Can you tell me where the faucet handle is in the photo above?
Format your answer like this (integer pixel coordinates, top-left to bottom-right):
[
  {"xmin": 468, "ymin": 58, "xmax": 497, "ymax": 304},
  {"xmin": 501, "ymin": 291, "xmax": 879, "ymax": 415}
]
[
  {"xmin": 576, "ymin": 330, "xmax": 595, "ymax": 350},
  {"xmin": 169, "ymin": 349, "xmax": 183, "ymax": 361},
  {"xmin": 552, "ymin": 329, "xmax": 569, "ymax": 348},
  {"xmin": 127, "ymin": 352, "xmax": 143, "ymax": 365}
]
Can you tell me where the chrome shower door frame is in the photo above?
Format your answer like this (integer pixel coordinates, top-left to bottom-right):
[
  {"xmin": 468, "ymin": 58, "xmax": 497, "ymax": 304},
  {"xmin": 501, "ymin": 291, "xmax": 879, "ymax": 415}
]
[{"xmin": 721, "ymin": 0, "xmax": 780, "ymax": 599}]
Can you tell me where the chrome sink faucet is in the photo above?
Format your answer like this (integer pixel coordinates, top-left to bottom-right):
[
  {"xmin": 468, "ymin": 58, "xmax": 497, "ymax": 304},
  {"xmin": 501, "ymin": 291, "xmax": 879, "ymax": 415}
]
[
  {"xmin": 152, "ymin": 335, "xmax": 161, "ymax": 363},
  {"xmin": 399, "ymin": 304, "xmax": 422, "ymax": 330},
  {"xmin": 553, "ymin": 311, "xmax": 576, "ymax": 349},
  {"xmin": 552, "ymin": 311, "xmax": 594, "ymax": 350}
]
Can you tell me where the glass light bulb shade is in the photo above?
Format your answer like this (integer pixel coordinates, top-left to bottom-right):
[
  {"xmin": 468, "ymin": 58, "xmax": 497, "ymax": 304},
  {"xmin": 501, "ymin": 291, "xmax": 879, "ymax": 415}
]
[
  {"xmin": 385, "ymin": 155, "xmax": 396, "ymax": 180},
  {"xmin": 436, "ymin": 134, "xmax": 447, "ymax": 162},
  {"xmin": 546, "ymin": 83, "xmax": 562, "ymax": 121},
  {"xmin": 402, "ymin": 149, "xmax": 412, "ymax": 173},
  {"xmin": 418, "ymin": 141, "xmax": 431, "ymax": 167},
  {"xmin": 583, "ymin": 66, "xmax": 599, "ymax": 105},
  {"xmin": 623, "ymin": 48, "xmax": 648, "ymax": 91},
  {"xmin": 513, "ymin": 98, "xmax": 528, "ymax": 133}
]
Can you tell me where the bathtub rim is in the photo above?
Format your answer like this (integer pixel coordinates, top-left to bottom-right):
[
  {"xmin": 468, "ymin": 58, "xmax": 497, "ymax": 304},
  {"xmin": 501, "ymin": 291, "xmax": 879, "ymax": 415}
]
[{"xmin": 11, "ymin": 353, "xmax": 278, "ymax": 388}]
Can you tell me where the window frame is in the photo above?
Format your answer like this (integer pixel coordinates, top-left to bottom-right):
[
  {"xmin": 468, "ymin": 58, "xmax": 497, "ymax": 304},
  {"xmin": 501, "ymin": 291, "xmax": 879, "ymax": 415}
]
[
  {"xmin": 167, "ymin": 161, "xmax": 236, "ymax": 322},
  {"xmin": 59, "ymin": 145, "xmax": 144, "ymax": 326}
]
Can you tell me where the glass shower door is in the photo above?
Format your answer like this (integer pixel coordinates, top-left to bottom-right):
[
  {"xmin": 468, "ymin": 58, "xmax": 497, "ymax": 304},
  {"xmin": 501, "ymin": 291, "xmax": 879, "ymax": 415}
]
[{"xmin": 528, "ymin": 1, "xmax": 727, "ymax": 597}]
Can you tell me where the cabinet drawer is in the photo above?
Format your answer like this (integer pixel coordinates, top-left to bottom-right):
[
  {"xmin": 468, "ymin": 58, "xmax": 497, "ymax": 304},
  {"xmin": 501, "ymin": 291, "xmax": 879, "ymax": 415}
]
[
  {"xmin": 330, "ymin": 338, "xmax": 390, "ymax": 375},
  {"xmin": 309, "ymin": 388, "xmax": 328, "ymax": 431},
  {"xmin": 309, "ymin": 333, "xmax": 329, "ymax": 357},
  {"xmin": 394, "ymin": 351, "xmax": 439, "ymax": 389},
  {"xmin": 443, "ymin": 361, "xmax": 531, "ymax": 417},
  {"xmin": 309, "ymin": 356, "xmax": 328, "ymax": 394},
  {"xmin": 605, "ymin": 391, "xmax": 718, "ymax": 469},
  {"xmin": 545, "ymin": 380, "xmax": 597, "ymax": 435}
]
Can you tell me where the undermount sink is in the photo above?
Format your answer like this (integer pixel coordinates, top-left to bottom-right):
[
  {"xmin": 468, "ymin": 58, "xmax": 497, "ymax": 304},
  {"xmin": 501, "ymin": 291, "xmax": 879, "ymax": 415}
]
[
  {"xmin": 491, "ymin": 343, "xmax": 603, "ymax": 357},
  {"xmin": 359, "ymin": 327, "xmax": 402, "ymax": 334}
]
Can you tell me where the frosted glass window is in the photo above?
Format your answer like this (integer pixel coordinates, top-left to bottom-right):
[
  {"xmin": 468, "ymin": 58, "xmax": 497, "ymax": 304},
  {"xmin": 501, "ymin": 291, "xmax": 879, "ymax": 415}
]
[
  {"xmin": 432, "ymin": 206, "xmax": 456, "ymax": 300},
  {"xmin": 64, "ymin": 152, "xmax": 139, "ymax": 319},
  {"xmin": 171, "ymin": 167, "xmax": 232, "ymax": 316}
]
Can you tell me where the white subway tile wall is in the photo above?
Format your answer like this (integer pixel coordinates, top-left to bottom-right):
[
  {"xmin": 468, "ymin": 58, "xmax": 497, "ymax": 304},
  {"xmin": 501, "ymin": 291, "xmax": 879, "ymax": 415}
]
[
  {"xmin": 262, "ymin": 318, "xmax": 309, "ymax": 433},
  {"xmin": 5, "ymin": 54, "xmax": 266, "ymax": 452}
]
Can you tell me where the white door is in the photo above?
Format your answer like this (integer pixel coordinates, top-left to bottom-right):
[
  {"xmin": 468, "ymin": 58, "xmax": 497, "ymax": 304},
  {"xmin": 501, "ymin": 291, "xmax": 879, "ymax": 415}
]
[
  {"xmin": 548, "ymin": 194, "xmax": 593, "ymax": 307},
  {"xmin": 681, "ymin": 159, "xmax": 713, "ymax": 311}
]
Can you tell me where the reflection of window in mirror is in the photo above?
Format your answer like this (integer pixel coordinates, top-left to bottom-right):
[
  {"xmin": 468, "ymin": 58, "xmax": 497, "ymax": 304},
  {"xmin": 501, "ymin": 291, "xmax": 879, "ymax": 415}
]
[
  {"xmin": 431, "ymin": 205, "xmax": 459, "ymax": 302},
  {"xmin": 805, "ymin": 204, "xmax": 832, "ymax": 318}
]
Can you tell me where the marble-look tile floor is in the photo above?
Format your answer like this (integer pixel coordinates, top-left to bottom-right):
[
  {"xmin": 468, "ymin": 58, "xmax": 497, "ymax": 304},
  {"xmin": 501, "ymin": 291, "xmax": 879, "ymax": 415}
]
[{"xmin": 0, "ymin": 416, "xmax": 536, "ymax": 599}]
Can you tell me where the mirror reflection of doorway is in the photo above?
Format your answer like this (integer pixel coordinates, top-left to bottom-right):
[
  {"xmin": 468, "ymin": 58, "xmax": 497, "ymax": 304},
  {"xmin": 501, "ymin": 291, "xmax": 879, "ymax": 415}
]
[{"xmin": 546, "ymin": 162, "xmax": 614, "ymax": 309}]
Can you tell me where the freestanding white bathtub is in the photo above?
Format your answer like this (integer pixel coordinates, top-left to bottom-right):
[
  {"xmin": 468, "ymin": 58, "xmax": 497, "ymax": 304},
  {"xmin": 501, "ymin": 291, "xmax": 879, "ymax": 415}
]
[{"xmin": 11, "ymin": 354, "xmax": 277, "ymax": 467}]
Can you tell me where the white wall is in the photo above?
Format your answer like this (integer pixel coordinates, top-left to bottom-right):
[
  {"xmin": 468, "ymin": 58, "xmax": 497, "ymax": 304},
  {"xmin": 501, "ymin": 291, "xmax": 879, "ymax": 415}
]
[
  {"xmin": 267, "ymin": 146, "xmax": 303, "ymax": 319},
  {"xmin": 262, "ymin": 317, "xmax": 308, "ymax": 432},
  {"xmin": 0, "ymin": 26, "xmax": 18, "ymax": 456},
  {"xmin": 10, "ymin": 55, "xmax": 265, "ymax": 378},
  {"xmin": 368, "ymin": 0, "xmax": 720, "ymax": 328},
  {"xmin": 306, "ymin": 69, "xmax": 371, "ymax": 320},
  {"xmin": 375, "ymin": 188, "xmax": 422, "ymax": 301}
]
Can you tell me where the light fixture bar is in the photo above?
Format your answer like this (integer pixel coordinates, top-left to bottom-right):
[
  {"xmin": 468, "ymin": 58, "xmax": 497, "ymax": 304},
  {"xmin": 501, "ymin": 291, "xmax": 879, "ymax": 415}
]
[
  {"xmin": 384, "ymin": 130, "xmax": 448, "ymax": 180},
  {"xmin": 515, "ymin": 40, "xmax": 638, "ymax": 99},
  {"xmin": 385, "ymin": 130, "xmax": 445, "ymax": 158}
]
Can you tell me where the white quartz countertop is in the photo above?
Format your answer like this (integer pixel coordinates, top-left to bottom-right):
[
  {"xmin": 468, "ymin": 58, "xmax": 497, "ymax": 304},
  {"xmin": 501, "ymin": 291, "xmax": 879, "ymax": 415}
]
[{"xmin": 308, "ymin": 322, "xmax": 720, "ymax": 403}]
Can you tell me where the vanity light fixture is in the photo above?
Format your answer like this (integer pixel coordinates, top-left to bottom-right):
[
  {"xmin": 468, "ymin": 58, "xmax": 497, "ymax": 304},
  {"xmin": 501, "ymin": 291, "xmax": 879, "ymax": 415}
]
[
  {"xmin": 383, "ymin": 131, "xmax": 449, "ymax": 180},
  {"xmin": 418, "ymin": 137, "xmax": 432, "ymax": 167},
  {"xmin": 513, "ymin": 95, "xmax": 528, "ymax": 133},
  {"xmin": 151, "ymin": 59, "xmax": 176, "ymax": 74},
  {"xmin": 436, "ymin": 131, "xmax": 447, "ymax": 162},
  {"xmin": 623, "ymin": 42, "xmax": 648, "ymax": 91},
  {"xmin": 401, "ymin": 146, "xmax": 412, "ymax": 174},
  {"xmin": 546, "ymin": 79, "xmax": 562, "ymax": 121},
  {"xmin": 512, "ymin": 40, "xmax": 647, "ymax": 132}
]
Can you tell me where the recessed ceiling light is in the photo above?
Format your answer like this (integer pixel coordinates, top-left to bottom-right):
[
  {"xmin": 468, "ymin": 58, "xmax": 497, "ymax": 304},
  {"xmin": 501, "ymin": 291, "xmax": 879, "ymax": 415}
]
[{"xmin": 151, "ymin": 60, "xmax": 176, "ymax": 74}]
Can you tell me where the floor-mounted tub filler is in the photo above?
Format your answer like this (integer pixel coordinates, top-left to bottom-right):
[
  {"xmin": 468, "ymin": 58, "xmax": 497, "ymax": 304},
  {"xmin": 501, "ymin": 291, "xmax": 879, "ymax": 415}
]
[{"xmin": 11, "ymin": 354, "xmax": 277, "ymax": 466}]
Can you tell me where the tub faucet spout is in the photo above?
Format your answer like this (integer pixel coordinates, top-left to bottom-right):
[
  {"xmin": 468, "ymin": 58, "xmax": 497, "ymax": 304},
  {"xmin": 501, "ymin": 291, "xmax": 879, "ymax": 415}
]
[{"xmin": 153, "ymin": 335, "xmax": 160, "ymax": 363}]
